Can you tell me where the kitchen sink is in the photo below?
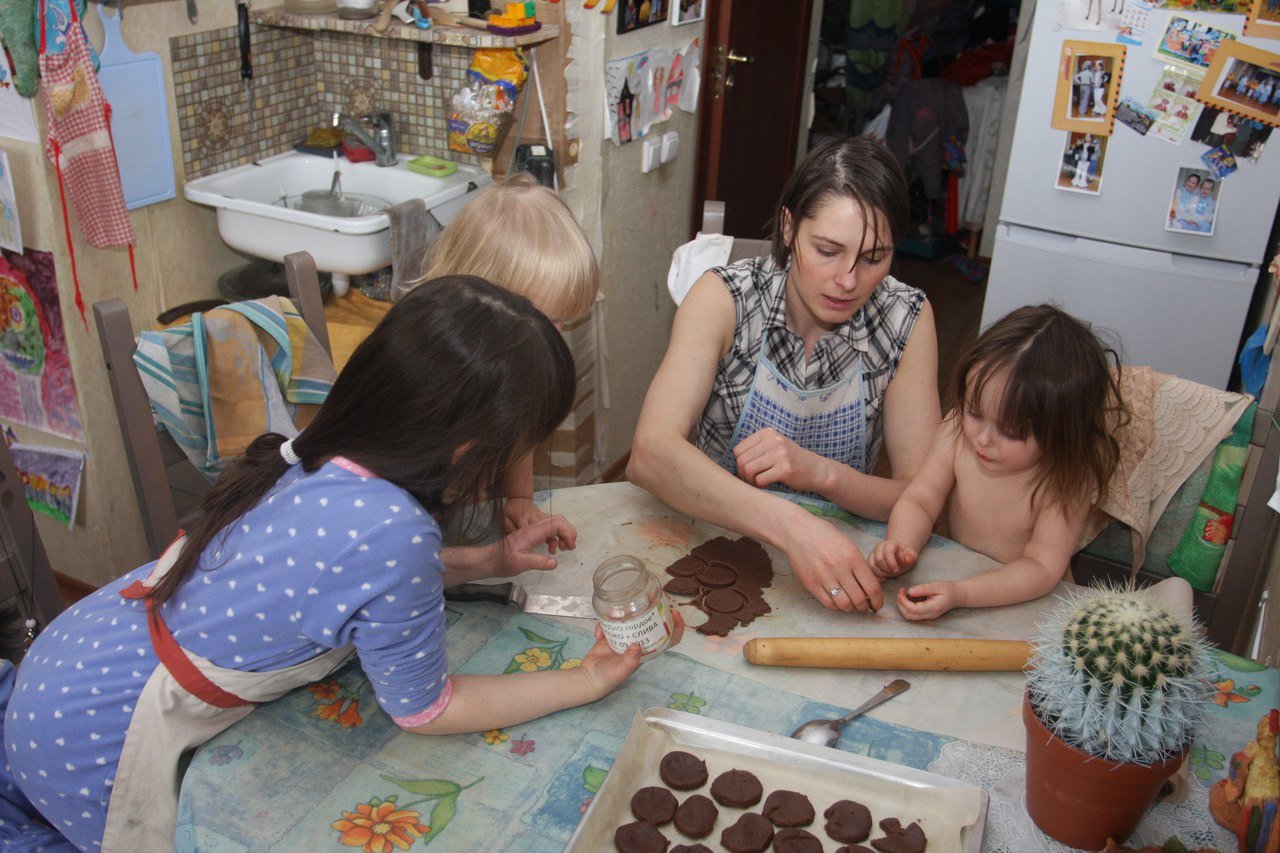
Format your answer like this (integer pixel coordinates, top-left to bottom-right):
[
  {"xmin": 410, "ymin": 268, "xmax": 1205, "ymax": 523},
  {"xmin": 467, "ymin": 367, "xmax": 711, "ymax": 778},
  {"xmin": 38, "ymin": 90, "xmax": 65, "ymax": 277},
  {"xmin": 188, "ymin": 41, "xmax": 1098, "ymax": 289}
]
[{"xmin": 184, "ymin": 151, "xmax": 491, "ymax": 296}]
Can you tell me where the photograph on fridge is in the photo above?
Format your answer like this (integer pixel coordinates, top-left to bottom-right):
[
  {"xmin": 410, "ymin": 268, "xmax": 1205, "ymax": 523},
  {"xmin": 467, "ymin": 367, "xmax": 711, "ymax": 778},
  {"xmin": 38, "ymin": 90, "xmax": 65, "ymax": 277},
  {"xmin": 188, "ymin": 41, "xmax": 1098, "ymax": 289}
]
[
  {"xmin": 1244, "ymin": 0, "xmax": 1280, "ymax": 41},
  {"xmin": 1154, "ymin": 16, "xmax": 1235, "ymax": 71},
  {"xmin": 1196, "ymin": 40, "xmax": 1280, "ymax": 126},
  {"xmin": 1191, "ymin": 106, "xmax": 1273, "ymax": 161},
  {"xmin": 1056, "ymin": 132, "xmax": 1108, "ymax": 194},
  {"xmin": 1166, "ymin": 166, "xmax": 1221, "ymax": 235},
  {"xmin": 1053, "ymin": 41, "xmax": 1125, "ymax": 135}
]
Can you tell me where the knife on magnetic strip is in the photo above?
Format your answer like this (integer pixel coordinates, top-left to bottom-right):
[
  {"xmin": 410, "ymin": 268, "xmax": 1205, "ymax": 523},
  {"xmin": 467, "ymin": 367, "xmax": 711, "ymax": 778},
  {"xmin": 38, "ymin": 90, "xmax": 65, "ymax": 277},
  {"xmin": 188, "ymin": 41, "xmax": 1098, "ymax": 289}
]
[{"xmin": 443, "ymin": 582, "xmax": 596, "ymax": 619}]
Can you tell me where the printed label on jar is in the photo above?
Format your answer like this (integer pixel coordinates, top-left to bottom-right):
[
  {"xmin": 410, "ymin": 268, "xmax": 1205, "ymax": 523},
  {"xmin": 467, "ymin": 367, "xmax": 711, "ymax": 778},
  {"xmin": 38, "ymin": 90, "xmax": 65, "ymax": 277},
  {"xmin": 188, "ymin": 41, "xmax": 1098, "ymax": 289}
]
[{"xmin": 598, "ymin": 600, "xmax": 673, "ymax": 655}]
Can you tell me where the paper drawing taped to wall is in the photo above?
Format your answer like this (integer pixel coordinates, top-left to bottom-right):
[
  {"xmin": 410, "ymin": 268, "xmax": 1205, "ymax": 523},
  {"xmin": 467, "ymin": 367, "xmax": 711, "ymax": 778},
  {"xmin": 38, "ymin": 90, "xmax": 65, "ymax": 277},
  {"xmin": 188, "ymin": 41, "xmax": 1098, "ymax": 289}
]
[
  {"xmin": 0, "ymin": 249, "xmax": 84, "ymax": 441},
  {"xmin": 604, "ymin": 52, "xmax": 649, "ymax": 145},
  {"xmin": 9, "ymin": 443, "xmax": 84, "ymax": 528}
]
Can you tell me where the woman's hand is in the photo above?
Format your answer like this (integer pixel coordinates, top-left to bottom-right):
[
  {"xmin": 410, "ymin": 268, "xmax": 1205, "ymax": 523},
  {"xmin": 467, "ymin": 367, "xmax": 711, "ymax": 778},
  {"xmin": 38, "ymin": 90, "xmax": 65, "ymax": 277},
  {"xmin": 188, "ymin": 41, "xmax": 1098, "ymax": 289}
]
[
  {"xmin": 576, "ymin": 612, "xmax": 686, "ymax": 699},
  {"xmin": 781, "ymin": 515, "xmax": 884, "ymax": 613},
  {"xmin": 492, "ymin": 515, "xmax": 577, "ymax": 576},
  {"xmin": 732, "ymin": 428, "xmax": 830, "ymax": 494},
  {"xmin": 895, "ymin": 582, "xmax": 961, "ymax": 621},
  {"xmin": 867, "ymin": 540, "xmax": 917, "ymax": 580}
]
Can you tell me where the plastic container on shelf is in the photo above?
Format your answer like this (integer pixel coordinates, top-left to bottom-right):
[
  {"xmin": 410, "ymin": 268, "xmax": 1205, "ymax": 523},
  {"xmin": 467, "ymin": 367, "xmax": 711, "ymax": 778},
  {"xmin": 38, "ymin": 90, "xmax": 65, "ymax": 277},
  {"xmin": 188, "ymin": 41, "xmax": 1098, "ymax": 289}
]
[{"xmin": 284, "ymin": 0, "xmax": 337, "ymax": 13}]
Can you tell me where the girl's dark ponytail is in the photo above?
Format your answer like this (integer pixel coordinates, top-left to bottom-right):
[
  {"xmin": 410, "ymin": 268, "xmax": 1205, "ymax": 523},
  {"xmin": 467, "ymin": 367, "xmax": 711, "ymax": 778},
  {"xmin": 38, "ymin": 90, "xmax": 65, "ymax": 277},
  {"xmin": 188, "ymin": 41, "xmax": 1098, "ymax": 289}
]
[{"xmin": 147, "ymin": 433, "xmax": 296, "ymax": 605}]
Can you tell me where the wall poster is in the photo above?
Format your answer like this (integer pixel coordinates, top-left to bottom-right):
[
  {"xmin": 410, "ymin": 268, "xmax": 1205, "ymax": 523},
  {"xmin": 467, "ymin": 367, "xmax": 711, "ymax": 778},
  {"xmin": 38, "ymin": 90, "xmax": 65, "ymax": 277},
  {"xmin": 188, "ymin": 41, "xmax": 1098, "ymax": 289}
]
[{"xmin": 0, "ymin": 250, "xmax": 84, "ymax": 441}]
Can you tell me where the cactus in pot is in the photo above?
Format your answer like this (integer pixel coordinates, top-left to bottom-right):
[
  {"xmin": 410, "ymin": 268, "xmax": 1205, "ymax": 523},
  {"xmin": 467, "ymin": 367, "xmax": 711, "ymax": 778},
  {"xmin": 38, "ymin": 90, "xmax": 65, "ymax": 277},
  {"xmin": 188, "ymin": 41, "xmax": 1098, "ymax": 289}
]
[{"xmin": 1022, "ymin": 583, "xmax": 1211, "ymax": 848}]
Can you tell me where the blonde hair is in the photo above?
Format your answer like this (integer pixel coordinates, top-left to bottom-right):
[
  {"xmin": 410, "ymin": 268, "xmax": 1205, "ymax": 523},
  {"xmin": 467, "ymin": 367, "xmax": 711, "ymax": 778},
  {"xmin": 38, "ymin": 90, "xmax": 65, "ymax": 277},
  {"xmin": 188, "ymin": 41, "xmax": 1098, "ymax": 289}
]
[{"xmin": 398, "ymin": 174, "xmax": 599, "ymax": 323}]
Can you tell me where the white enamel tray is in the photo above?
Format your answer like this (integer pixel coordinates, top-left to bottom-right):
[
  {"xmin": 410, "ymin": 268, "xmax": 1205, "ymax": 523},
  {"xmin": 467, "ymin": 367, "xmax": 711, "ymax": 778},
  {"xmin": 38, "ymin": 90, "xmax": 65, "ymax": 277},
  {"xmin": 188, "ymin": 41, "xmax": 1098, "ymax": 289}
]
[{"xmin": 566, "ymin": 707, "xmax": 987, "ymax": 852}]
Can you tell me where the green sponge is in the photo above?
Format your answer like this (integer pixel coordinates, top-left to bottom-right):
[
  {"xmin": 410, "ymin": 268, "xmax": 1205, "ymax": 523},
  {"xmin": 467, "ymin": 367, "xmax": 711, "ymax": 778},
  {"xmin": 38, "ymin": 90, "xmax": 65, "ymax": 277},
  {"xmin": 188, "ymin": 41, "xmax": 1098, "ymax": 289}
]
[{"xmin": 407, "ymin": 155, "xmax": 458, "ymax": 178}]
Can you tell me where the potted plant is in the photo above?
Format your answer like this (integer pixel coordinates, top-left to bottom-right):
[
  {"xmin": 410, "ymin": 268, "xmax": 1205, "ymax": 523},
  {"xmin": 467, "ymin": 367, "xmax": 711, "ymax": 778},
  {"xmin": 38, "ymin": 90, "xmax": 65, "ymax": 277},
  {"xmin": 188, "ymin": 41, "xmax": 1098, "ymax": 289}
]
[{"xmin": 1023, "ymin": 583, "xmax": 1210, "ymax": 849}]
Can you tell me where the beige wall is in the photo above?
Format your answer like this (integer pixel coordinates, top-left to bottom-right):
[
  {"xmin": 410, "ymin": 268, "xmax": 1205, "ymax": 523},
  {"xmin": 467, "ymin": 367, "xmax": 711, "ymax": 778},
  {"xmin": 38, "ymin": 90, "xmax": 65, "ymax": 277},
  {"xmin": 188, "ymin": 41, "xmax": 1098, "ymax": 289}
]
[
  {"xmin": 14, "ymin": 1, "xmax": 712, "ymax": 586},
  {"xmin": 6, "ymin": 2, "xmax": 244, "ymax": 588}
]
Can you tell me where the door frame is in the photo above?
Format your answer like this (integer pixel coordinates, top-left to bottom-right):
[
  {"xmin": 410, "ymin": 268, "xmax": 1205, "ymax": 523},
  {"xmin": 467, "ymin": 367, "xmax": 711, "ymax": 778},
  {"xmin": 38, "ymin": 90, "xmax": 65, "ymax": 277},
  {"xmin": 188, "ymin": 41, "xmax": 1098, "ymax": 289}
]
[{"xmin": 691, "ymin": 0, "xmax": 818, "ymax": 238}]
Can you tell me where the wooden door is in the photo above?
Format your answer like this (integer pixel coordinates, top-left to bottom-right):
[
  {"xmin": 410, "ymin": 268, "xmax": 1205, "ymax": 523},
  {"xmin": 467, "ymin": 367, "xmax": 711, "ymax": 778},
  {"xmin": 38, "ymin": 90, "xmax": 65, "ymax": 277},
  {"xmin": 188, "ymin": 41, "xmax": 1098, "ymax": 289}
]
[{"xmin": 694, "ymin": 0, "xmax": 815, "ymax": 239}]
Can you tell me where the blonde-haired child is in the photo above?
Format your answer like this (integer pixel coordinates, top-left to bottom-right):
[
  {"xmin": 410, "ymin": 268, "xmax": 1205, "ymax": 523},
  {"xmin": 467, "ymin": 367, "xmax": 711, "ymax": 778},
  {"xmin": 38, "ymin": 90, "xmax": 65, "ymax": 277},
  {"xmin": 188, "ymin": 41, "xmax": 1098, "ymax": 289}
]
[
  {"xmin": 868, "ymin": 304, "xmax": 1126, "ymax": 620},
  {"xmin": 394, "ymin": 173, "xmax": 600, "ymax": 538}
]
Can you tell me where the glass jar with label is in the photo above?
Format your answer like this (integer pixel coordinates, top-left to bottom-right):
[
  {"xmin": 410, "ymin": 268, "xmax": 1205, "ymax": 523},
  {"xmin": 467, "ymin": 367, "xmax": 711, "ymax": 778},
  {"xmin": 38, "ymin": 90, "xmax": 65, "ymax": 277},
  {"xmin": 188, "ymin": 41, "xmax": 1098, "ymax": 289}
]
[{"xmin": 592, "ymin": 555, "xmax": 675, "ymax": 657}]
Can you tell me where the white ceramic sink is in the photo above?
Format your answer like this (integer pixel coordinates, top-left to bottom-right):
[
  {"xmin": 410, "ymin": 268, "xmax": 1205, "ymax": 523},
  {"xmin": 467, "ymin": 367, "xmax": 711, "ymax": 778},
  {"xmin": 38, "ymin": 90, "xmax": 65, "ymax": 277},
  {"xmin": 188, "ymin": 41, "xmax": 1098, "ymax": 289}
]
[{"xmin": 184, "ymin": 151, "xmax": 491, "ymax": 296}]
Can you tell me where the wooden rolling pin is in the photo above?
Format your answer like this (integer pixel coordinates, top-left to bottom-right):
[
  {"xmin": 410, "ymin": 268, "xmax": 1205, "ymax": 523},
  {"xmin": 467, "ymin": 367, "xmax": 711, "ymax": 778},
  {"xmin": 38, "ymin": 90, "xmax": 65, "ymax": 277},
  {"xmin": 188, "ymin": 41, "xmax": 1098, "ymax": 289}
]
[{"xmin": 743, "ymin": 637, "xmax": 1032, "ymax": 671}]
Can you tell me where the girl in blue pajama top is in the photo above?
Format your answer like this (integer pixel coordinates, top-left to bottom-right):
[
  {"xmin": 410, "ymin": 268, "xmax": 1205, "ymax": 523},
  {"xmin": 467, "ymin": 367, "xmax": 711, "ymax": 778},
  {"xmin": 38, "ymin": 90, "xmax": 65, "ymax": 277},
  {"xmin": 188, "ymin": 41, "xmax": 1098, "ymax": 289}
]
[{"xmin": 0, "ymin": 276, "xmax": 677, "ymax": 850}]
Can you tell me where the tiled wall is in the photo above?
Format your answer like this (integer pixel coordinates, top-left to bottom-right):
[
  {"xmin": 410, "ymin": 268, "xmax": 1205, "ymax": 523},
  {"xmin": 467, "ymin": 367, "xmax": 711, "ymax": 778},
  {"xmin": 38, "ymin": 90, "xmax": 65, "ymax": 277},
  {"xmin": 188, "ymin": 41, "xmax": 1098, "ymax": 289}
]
[
  {"xmin": 171, "ymin": 25, "xmax": 483, "ymax": 181},
  {"xmin": 170, "ymin": 23, "xmax": 601, "ymax": 487}
]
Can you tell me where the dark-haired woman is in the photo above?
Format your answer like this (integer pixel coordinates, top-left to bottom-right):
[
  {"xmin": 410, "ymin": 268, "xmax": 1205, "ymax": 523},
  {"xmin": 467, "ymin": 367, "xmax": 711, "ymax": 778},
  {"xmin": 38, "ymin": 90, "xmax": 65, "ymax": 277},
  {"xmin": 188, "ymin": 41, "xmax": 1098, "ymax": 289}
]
[
  {"xmin": 3, "ymin": 277, "xmax": 677, "ymax": 850},
  {"xmin": 629, "ymin": 135, "xmax": 939, "ymax": 614}
]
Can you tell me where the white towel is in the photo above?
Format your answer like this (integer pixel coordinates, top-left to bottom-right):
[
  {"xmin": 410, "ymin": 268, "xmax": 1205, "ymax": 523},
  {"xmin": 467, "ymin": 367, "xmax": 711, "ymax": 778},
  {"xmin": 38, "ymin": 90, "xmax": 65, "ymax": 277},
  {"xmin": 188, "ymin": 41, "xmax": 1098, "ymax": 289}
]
[{"xmin": 667, "ymin": 233, "xmax": 733, "ymax": 306}]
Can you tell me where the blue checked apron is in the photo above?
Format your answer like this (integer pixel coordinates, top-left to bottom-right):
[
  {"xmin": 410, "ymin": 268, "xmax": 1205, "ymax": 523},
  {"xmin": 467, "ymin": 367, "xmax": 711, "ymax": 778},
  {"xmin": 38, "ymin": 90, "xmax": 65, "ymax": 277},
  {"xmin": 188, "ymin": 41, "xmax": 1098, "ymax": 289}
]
[{"xmin": 719, "ymin": 347, "xmax": 866, "ymax": 500}]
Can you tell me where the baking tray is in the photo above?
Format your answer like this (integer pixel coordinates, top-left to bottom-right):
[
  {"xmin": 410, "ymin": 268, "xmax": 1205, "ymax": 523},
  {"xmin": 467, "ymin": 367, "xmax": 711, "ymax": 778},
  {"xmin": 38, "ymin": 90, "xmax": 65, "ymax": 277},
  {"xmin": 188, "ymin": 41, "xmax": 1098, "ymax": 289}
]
[{"xmin": 566, "ymin": 707, "xmax": 986, "ymax": 852}]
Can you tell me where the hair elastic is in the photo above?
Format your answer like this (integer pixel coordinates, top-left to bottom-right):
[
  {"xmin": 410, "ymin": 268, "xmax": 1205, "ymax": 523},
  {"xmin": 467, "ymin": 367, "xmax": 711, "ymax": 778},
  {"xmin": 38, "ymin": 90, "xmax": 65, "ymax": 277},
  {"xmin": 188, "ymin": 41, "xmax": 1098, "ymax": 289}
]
[{"xmin": 280, "ymin": 439, "xmax": 301, "ymax": 466}]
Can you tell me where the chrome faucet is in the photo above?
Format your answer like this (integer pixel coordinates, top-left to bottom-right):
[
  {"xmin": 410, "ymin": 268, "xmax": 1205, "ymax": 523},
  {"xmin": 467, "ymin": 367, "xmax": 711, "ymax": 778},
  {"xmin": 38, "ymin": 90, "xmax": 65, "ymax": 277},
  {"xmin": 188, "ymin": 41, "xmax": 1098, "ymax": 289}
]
[{"xmin": 332, "ymin": 111, "xmax": 397, "ymax": 167}]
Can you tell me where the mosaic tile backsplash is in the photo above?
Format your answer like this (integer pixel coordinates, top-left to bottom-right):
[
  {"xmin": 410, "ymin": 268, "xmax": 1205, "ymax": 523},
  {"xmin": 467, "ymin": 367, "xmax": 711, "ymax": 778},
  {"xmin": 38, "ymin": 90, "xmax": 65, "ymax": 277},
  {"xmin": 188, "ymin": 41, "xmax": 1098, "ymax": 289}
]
[{"xmin": 171, "ymin": 24, "xmax": 483, "ymax": 181}]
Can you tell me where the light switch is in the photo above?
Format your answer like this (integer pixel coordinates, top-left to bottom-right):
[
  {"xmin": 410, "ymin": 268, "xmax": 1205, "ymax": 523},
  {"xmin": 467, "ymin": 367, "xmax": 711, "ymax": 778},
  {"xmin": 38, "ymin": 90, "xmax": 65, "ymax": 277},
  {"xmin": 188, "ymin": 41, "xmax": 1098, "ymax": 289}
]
[
  {"xmin": 661, "ymin": 131, "xmax": 679, "ymax": 163},
  {"xmin": 642, "ymin": 137, "xmax": 661, "ymax": 173}
]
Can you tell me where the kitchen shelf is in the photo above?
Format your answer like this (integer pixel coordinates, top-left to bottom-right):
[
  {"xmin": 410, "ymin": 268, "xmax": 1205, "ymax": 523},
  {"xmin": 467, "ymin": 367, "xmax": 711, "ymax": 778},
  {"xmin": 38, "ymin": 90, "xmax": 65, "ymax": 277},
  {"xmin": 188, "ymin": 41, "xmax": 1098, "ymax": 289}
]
[{"xmin": 250, "ymin": 6, "xmax": 560, "ymax": 48}]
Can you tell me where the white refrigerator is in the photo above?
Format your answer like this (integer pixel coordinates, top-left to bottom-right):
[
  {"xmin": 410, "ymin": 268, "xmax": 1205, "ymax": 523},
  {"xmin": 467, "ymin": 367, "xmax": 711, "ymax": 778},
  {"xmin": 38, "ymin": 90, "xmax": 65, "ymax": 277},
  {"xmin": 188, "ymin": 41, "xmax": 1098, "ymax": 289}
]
[{"xmin": 983, "ymin": 0, "xmax": 1280, "ymax": 389}]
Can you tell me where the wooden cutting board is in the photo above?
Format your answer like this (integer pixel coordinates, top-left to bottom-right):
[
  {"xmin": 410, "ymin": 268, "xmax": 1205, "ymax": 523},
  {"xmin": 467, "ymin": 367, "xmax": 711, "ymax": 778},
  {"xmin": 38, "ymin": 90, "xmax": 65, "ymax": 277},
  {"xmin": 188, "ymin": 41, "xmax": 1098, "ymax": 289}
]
[{"xmin": 95, "ymin": 4, "xmax": 175, "ymax": 209}]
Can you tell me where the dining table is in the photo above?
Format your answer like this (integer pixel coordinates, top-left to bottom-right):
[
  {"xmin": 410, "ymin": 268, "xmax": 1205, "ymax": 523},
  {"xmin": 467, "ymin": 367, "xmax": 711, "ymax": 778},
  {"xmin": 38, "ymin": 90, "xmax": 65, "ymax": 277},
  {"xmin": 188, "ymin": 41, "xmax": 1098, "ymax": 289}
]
[{"xmin": 175, "ymin": 481, "xmax": 1275, "ymax": 852}]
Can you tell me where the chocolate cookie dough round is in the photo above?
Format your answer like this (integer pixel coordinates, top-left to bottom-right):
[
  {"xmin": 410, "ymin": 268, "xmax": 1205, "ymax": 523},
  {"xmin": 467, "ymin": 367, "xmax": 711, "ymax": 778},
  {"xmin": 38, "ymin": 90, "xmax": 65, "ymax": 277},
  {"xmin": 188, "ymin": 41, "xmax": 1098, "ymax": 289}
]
[
  {"xmin": 614, "ymin": 819, "xmax": 670, "ymax": 852},
  {"xmin": 630, "ymin": 786, "xmax": 678, "ymax": 826},
  {"xmin": 720, "ymin": 812, "xmax": 774, "ymax": 853},
  {"xmin": 835, "ymin": 846, "xmax": 876, "ymax": 853},
  {"xmin": 762, "ymin": 790, "xmax": 815, "ymax": 827},
  {"xmin": 703, "ymin": 588, "xmax": 748, "ymax": 614},
  {"xmin": 696, "ymin": 561, "xmax": 738, "ymax": 587},
  {"xmin": 710, "ymin": 769, "xmax": 763, "ymax": 808},
  {"xmin": 823, "ymin": 799, "xmax": 872, "ymax": 844},
  {"xmin": 673, "ymin": 794, "xmax": 718, "ymax": 839},
  {"xmin": 659, "ymin": 750, "xmax": 708, "ymax": 791},
  {"xmin": 671, "ymin": 845, "xmax": 713, "ymax": 853},
  {"xmin": 771, "ymin": 827, "xmax": 823, "ymax": 852},
  {"xmin": 870, "ymin": 818, "xmax": 927, "ymax": 853}
]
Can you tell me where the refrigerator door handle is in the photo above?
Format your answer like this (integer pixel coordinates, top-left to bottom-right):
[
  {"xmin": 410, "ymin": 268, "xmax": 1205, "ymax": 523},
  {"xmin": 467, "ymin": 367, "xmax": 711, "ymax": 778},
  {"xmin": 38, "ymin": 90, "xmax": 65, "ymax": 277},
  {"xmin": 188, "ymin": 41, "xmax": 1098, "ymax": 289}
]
[
  {"xmin": 1002, "ymin": 223, "xmax": 1078, "ymax": 251},
  {"xmin": 1169, "ymin": 252, "xmax": 1258, "ymax": 280}
]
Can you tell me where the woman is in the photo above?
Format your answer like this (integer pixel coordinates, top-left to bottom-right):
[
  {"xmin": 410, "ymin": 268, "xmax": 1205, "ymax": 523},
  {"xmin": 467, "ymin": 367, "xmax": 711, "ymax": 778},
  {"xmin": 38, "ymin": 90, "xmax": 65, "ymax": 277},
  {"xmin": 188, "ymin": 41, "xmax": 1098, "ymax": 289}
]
[
  {"xmin": 3, "ymin": 278, "xmax": 674, "ymax": 850},
  {"xmin": 629, "ymin": 135, "xmax": 939, "ymax": 613}
]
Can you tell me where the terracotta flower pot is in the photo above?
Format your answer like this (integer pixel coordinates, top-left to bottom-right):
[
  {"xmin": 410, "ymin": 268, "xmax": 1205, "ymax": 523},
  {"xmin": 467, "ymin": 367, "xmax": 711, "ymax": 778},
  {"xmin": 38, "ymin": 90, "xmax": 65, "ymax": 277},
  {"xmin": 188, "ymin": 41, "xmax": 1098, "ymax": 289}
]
[{"xmin": 1022, "ymin": 693, "xmax": 1189, "ymax": 849}]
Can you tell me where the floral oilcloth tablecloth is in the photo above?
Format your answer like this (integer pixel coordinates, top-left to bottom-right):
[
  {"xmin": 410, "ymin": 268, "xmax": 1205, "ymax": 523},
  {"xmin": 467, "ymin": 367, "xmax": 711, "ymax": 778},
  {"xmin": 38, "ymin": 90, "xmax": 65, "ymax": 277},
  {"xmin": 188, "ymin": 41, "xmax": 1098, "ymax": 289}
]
[
  {"xmin": 175, "ymin": 483, "xmax": 1275, "ymax": 852},
  {"xmin": 176, "ymin": 605, "xmax": 1273, "ymax": 852}
]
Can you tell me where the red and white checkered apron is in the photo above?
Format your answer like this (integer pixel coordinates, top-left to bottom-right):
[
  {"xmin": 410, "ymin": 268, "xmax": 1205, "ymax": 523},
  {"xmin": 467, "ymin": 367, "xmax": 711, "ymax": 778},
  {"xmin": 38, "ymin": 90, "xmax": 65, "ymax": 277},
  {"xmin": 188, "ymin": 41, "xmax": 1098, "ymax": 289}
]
[{"xmin": 38, "ymin": 0, "xmax": 137, "ymax": 324}]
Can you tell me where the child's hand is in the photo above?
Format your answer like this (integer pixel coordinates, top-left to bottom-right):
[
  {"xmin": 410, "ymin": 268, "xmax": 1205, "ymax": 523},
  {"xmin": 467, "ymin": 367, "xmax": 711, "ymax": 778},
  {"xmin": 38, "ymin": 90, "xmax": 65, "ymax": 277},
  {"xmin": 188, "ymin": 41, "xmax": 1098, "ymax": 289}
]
[
  {"xmin": 576, "ymin": 612, "xmax": 686, "ymax": 698},
  {"xmin": 868, "ymin": 540, "xmax": 917, "ymax": 580},
  {"xmin": 895, "ymin": 582, "xmax": 960, "ymax": 621},
  {"xmin": 494, "ymin": 515, "xmax": 578, "ymax": 575},
  {"xmin": 504, "ymin": 499, "xmax": 575, "ymax": 554}
]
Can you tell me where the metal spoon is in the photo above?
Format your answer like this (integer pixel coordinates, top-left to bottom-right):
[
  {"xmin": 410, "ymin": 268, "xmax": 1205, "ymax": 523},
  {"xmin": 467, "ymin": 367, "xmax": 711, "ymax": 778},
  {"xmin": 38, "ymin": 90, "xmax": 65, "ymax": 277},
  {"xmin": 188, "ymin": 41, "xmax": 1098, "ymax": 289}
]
[{"xmin": 790, "ymin": 678, "xmax": 911, "ymax": 747}]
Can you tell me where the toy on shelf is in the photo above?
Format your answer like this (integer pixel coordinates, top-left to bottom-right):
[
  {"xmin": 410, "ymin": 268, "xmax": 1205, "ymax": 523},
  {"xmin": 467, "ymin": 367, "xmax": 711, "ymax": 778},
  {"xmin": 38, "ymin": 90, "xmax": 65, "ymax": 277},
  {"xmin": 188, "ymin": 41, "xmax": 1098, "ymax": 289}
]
[
  {"xmin": 1208, "ymin": 708, "xmax": 1280, "ymax": 853},
  {"xmin": 487, "ymin": 1, "xmax": 541, "ymax": 35}
]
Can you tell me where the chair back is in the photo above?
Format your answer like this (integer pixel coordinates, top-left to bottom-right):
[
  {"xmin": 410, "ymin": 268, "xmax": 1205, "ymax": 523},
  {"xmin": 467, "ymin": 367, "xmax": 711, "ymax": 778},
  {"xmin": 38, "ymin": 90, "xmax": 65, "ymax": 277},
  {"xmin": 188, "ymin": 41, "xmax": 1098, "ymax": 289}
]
[
  {"xmin": 0, "ymin": 439, "xmax": 65, "ymax": 640},
  {"xmin": 702, "ymin": 200, "xmax": 773, "ymax": 262},
  {"xmin": 92, "ymin": 252, "xmax": 332, "ymax": 558}
]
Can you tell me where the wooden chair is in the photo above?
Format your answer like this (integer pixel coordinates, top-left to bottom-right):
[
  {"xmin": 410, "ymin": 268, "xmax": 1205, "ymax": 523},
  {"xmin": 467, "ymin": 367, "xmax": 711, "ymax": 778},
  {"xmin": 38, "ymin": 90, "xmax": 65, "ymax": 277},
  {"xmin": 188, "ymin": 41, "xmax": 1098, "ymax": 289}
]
[
  {"xmin": 92, "ymin": 252, "xmax": 332, "ymax": 559},
  {"xmin": 0, "ymin": 438, "xmax": 66, "ymax": 642},
  {"xmin": 701, "ymin": 200, "xmax": 772, "ymax": 261}
]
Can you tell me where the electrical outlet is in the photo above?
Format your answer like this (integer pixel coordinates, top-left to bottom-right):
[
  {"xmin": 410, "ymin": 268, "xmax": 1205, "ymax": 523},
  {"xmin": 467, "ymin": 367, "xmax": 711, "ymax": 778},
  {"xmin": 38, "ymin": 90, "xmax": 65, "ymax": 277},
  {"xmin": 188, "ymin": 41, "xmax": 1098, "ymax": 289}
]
[
  {"xmin": 661, "ymin": 131, "xmax": 679, "ymax": 163},
  {"xmin": 642, "ymin": 137, "xmax": 661, "ymax": 173}
]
